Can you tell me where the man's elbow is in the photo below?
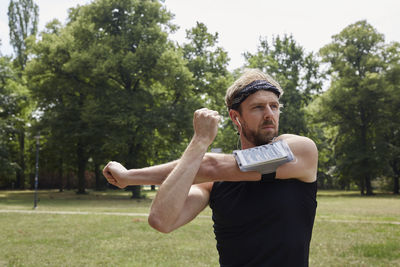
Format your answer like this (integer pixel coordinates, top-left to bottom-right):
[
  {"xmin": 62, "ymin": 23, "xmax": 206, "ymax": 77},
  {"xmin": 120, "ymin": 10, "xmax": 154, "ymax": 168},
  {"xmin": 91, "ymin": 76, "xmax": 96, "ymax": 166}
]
[
  {"xmin": 147, "ymin": 213, "xmax": 174, "ymax": 234},
  {"xmin": 196, "ymin": 153, "xmax": 218, "ymax": 182}
]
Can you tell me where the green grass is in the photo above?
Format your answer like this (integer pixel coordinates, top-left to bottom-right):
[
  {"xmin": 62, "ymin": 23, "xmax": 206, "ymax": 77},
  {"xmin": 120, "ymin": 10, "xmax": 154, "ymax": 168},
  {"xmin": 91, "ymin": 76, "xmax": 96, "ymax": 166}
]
[
  {"xmin": 310, "ymin": 191, "xmax": 400, "ymax": 266},
  {"xmin": 0, "ymin": 189, "xmax": 399, "ymax": 266}
]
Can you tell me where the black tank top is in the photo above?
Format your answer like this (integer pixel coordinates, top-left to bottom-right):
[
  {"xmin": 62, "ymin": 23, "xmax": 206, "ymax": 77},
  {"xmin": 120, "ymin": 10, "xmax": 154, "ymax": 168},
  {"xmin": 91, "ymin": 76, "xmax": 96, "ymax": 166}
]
[{"xmin": 209, "ymin": 177, "xmax": 317, "ymax": 267}]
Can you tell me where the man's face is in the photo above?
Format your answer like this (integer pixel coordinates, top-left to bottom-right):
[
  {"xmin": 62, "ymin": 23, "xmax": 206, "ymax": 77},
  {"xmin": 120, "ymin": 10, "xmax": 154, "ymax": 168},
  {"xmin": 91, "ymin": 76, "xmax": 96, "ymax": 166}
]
[{"xmin": 234, "ymin": 90, "xmax": 280, "ymax": 147}]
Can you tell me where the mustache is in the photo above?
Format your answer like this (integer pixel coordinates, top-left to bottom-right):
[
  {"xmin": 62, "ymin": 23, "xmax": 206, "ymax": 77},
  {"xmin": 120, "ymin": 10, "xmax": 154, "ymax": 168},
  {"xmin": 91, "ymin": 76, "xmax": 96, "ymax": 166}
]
[{"xmin": 261, "ymin": 120, "xmax": 275, "ymax": 126}]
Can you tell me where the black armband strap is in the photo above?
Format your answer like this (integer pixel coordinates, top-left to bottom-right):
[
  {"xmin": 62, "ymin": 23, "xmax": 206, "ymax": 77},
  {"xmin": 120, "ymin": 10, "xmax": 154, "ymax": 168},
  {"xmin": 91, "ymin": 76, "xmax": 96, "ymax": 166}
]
[{"xmin": 261, "ymin": 172, "xmax": 276, "ymax": 182}]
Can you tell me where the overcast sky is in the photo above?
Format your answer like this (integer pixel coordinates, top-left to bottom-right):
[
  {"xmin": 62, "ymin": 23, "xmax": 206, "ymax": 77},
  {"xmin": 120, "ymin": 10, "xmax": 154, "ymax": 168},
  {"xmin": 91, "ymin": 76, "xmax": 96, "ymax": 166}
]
[{"xmin": 1, "ymin": 0, "xmax": 399, "ymax": 70}]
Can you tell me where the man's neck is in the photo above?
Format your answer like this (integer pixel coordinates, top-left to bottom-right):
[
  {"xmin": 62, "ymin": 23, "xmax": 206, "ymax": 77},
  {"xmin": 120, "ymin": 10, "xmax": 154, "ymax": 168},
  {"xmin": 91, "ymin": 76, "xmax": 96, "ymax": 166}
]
[{"xmin": 240, "ymin": 137, "xmax": 276, "ymax": 150}]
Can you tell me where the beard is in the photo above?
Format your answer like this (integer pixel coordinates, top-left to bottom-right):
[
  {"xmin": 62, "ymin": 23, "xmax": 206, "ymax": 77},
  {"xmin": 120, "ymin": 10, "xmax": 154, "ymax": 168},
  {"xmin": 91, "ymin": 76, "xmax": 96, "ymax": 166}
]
[{"xmin": 241, "ymin": 119, "xmax": 278, "ymax": 146}]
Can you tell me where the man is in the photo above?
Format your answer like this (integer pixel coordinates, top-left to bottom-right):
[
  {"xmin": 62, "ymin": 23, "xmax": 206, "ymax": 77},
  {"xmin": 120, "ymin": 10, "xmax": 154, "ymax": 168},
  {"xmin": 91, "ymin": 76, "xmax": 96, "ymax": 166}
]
[{"xmin": 103, "ymin": 69, "xmax": 318, "ymax": 266}]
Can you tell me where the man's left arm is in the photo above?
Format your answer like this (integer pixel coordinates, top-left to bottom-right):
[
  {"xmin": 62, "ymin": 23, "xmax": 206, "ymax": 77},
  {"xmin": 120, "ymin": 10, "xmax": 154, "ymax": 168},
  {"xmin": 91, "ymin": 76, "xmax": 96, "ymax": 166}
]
[
  {"xmin": 274, "ymin": 134, "xmax": 318, "ymax": 183},
  {"xmin": 148, "ymin": 108, "xmax": 219, "ymax": 233}
]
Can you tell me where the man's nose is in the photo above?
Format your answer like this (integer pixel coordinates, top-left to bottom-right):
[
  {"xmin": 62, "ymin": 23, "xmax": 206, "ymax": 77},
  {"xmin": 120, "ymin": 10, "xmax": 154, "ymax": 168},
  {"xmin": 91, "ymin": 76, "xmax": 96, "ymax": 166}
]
[{"xmin": 263, "ymin": 105, "xmax": 274, "ymax": 118}]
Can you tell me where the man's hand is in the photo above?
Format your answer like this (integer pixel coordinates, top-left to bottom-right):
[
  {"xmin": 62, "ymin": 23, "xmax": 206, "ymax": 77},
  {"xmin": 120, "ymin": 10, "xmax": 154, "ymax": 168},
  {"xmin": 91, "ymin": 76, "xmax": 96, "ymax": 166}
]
[
  {"xmin": 192, "ymin": 108, "xmax": 220, "ymax": 147},
  {"xmin": 103, "ymin": 161, "xmax": 130, "ymax": 188}
]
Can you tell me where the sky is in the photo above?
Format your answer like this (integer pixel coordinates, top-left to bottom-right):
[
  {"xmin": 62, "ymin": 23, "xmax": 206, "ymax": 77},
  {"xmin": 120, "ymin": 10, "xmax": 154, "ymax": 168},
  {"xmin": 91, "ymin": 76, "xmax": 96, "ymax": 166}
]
[{"xmin": 1, "ymin": 0, "xmax": 399, "ymax": 70}]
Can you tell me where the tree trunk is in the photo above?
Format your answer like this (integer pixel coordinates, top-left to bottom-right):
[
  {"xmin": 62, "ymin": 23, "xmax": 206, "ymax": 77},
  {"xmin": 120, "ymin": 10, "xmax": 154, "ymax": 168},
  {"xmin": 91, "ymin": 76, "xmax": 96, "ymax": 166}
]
[
  {"xmin": 394, "ymin": 176, "xmax": 399, "ymax": 195},
  {"xmin": 359, "ymin": 106, "xmax": 374, "ymax": 196},
  {"xmin": 76, "ymin": 142, "xmax": 87, "ymax": 194},
  {"xmin": 65, "ymin": 171, "xmax": 72, "ymax": 190},
  {"xmin": 58, "ymin": 157, "xmax": 64, "ymax": 192},
  {"xmin": 94, "ymin": 161, "xmax": 104, "ymax": 191},
  {"xmin": 130, "ymin": 185, "xmax": 142, "ymax": 199},
  {"xmin": 360, "ymin": 177, "xmax": 365, "ymax": 195},
  {"xmin": 392, "ymin": 161, "xmax": 399, "ymax": 195},
  {"xmin": 16, "ymin": 129, "xmax": 25, "ymax": 189},
  {"xmin": 365, "ymin": 175, "xmax": 374, "ymax": 195},
  {"xmin": 126, "ymin": 142, "xmax": 142, "ymax": 199}
]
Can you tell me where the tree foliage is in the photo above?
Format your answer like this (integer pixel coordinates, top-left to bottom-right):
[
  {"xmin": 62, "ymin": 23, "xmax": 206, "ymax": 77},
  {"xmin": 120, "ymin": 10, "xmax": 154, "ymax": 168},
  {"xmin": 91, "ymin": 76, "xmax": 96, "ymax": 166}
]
[
  {"xmin": 244, "ymin": 34, "xmax": 323, "ymax": 135},
  {"xmin": 6, "ymin": 0, "xmax": 39, "ymax": 189},
  {"xmin": 181, "ymin": 22, "xmax": 234, "ymax": 152},
  {"xmin": 381, "ymin": 41, "xmax": 400, "ymax": 194},
  {"xmin": 0, "ymin": 53, "xmax": 32, "ymax": 188},
  {"xmin": 27, "ymin": 0, "xmax": 199, "ymax": 195},
  {"xmin": 317, "ymin": 20, "xmax": 387, "ymax": 195},
  {"xmin": 8, "ymin": 0, "xmax": 39, "ymax": 70},
  {"xmin": 0, "ymin": 56, "xmax": 18, "ymax": 186},
  {"xmin": 182, "ymin": 22, "xmax": 231, "ymax": 111}
]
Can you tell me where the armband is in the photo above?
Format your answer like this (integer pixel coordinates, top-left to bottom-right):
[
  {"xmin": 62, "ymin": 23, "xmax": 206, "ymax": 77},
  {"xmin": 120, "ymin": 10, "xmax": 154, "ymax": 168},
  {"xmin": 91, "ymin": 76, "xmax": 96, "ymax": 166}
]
[
  {"xmin": 233, "ymin": 139, "xmax": 294, "ymax": 174},
  {"xmin": 261, "ymin": 172, "xmax": 276, "ymax": 182}
]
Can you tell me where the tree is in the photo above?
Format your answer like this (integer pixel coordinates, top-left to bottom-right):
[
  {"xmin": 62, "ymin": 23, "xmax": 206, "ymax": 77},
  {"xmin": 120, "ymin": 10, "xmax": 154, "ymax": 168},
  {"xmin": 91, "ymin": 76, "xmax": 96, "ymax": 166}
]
[
  {"xmin": 27, "ymin": 0, "xmax": 196, "ymax": 195},
  {"xmin": 307, "ymin": 95, "xmax": 344, "ymax": 190},
  {"xmin": 244, "ymin": 34, "xmax": 323, "ymax": 135},
  {"xmin": 182, "ymin": 22, "xmax": 231, "ymax": 112},
  {"xmin": 0, "ymin": 55, "xmax": 17, "ymax": 187},
  {"xmin": 0, "ymin": 52, "xmax": 32, "ymax": 188},
  {"xmin": 8, "ymin": 0, "xmax": 39, "ymax": 70},
  {"xmin": 318, "ymin": 20, "xmax": 387, "ymax": 195},
  {"xmin": 181, "ymin": 22, "xmax": 234, "ymax": 152},
  {"xmin": 382, "ymin": 42, "xmax": 400, "ymax": 194},
  {"xmin": 78, "ymin": 0, "xmax": 197, "ymax": 197},
  {"xmin": 7, "ymin": 0, "xmax": 39, "ymax": 189}
]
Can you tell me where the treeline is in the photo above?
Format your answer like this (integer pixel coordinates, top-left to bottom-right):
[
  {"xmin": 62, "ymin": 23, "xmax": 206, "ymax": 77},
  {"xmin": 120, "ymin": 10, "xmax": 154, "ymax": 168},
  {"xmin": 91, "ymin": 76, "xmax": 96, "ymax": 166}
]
[{"xmin": 0, "ymin": 0, "xmax": 399, "ymax": 196}]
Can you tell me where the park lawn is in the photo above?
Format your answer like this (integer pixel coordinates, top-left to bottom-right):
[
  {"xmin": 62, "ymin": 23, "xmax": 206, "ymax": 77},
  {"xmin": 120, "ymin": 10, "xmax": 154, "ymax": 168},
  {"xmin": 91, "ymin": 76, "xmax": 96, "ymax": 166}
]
[
  {"xmin": 0, "ymin": 189, "xmax": 399, "ymax": 266},
  {"xmin": 0, "ymin": 212, "xmax": 217, "ymax": 267},
  {"xmin": 311, "ymin": 191, "xmax": 400, "ymax": 266},
  {"xmin": 0, "ymin": 189, "xmax": 158, "ymax": 214}
]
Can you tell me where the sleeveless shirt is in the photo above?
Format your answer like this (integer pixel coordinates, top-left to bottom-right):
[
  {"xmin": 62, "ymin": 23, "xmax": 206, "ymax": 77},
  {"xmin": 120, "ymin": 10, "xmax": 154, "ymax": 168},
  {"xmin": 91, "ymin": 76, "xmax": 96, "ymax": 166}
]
[{"xmin": 209, "ymin": 177, "xmax": 317, "ymax": 267}]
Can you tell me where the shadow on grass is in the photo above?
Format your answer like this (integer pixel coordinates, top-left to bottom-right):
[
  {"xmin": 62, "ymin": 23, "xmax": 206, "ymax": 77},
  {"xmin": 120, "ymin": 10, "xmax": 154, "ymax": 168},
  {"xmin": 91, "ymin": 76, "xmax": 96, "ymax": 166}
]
[
  {"xmin": 0, "ymin": 189, "xmax": 154, "ymax": 209},
  {"xmin": 1, "ymin": 189, "xmax": 151, "ymax": 198},
  {"xmin": 317, "ymin": 190, "xmax": 400, "ymax": 199}
]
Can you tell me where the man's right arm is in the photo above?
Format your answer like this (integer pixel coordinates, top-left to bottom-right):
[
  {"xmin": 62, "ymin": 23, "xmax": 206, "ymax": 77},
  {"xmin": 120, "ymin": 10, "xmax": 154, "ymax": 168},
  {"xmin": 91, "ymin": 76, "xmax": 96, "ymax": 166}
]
[{"xmin": 102, "ymin": 153, "xmax": 261, "ymax": 188}]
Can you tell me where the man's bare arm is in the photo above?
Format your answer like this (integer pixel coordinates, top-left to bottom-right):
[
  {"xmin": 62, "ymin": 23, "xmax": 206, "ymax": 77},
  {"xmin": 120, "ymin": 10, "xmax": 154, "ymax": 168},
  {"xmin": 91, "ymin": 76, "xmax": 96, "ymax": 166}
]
[
  {"xmin": 148, "ymin": 108, "xmax": 218, "ymax": 233},
  {"xmin": 275, "ymin": 134, "xmax": 318, "ymax": 183},
  {"xmin": 103, "ymin": 135, "xmax": 317, "ymax": 187},
  {"xmin": 103, "ymin": 160, "xmax": 178, "ymax": 188},
  {"xmin": 147, "ymin": 138, "xmax": 212, "ymax": 232},
  {"xmin": 102, "ymin": 154, "xmax": 260, "ymax": 188}
]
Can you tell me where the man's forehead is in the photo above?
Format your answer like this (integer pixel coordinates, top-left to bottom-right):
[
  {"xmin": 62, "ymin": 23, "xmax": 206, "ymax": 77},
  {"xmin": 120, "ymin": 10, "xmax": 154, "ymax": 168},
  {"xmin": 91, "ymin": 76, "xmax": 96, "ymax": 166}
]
[{"xmin": 244, "ymin": 90, "xmax": 280, "ymax": 104}]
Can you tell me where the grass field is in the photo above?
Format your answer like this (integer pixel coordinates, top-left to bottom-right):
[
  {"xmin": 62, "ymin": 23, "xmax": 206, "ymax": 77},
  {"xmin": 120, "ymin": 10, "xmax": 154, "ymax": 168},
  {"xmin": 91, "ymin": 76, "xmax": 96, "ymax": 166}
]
[{"xmin": 0, "ymin": 189, "xmax": 399, "ymax": 266}]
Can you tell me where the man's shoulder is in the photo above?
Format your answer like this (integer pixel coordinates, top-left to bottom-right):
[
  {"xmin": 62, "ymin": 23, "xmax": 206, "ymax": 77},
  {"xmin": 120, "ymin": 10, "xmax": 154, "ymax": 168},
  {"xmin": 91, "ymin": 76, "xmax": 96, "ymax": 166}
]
[
  {"xmin": 284, "ymin": 134, "xmax": 317, "ymax": 154},
  {"xmin": 278, "ymin": 133, "xmax": 313, "ymax": 141},
  {"xmin": 277, "ymin": 134, "xmax": 317, "ymax": 149},
  {"xmin": 275, "ymin": 134, "xmax": 318, "ymax": 183}
]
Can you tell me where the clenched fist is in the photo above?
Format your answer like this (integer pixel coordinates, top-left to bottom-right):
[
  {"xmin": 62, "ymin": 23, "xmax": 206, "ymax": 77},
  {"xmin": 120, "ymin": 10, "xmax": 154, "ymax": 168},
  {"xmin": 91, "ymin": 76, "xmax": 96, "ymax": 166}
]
[
  {"xmin": 103, "ymin": 161, "xmax": 130, "ymax": 189},
  {"xmin": 193, "ymin": 108, "xmax": 221, "ymax": 147}
]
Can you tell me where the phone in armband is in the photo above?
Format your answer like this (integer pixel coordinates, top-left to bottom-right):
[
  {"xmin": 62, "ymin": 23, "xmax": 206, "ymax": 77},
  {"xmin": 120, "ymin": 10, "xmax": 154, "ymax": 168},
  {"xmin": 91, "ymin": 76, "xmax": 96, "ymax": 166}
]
[{"xmin": 233, "ymin": 139, "xmax": 294, "ymax": 174}]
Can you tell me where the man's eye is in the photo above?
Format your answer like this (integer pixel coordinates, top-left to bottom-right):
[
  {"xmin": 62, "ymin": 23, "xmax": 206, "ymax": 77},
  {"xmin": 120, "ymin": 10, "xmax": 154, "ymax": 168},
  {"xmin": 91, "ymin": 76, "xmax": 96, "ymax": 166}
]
[{"xmin": 269, "ymin": 104, "xmax": 277, "ymax": 109}]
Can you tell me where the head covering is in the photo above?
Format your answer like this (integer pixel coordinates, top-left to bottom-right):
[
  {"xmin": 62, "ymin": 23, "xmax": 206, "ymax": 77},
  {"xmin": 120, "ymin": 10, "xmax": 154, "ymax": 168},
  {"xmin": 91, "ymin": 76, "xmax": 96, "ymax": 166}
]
[{"xmin": 229, "ymin": 80, "xmax": 280, "ymax": 110}]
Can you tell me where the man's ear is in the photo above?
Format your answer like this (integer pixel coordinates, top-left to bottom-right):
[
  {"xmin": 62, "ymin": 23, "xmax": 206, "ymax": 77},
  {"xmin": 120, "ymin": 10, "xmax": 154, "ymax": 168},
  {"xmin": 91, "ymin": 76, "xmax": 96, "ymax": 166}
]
[
  {"xmin": 236, "ymin": 117, "xmax": 241, "ymax": 127},
  {"xmin": 229, "ymin": 109, "xmax": 240, "ymax": 128}
]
